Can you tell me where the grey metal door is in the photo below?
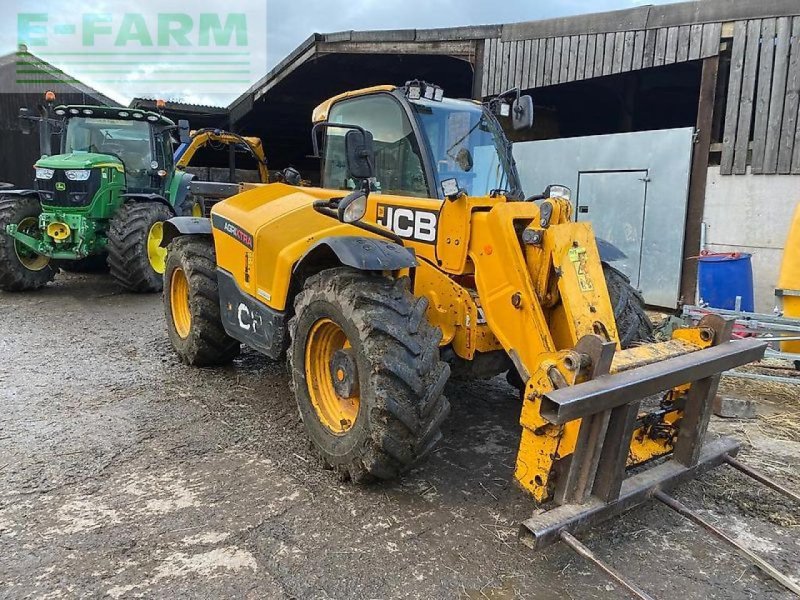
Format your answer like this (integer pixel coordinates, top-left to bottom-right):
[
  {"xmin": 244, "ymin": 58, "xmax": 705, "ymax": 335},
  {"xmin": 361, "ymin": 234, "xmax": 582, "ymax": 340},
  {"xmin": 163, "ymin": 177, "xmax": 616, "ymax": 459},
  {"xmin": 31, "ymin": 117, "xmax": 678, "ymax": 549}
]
[
  {"xmin": 513, "ymin": 127, "xmax": 694, "ymax": 308},
  {"xmin": 576, "ymin": 170, "xmax": 648, "ymax": 289}
]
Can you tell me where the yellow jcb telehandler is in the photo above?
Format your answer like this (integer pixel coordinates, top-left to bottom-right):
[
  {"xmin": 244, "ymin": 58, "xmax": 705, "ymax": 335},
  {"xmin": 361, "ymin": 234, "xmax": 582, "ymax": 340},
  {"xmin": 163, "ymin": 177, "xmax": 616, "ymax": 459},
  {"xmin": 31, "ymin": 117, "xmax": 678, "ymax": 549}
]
[{"xmin": 159, "ymin": 82, "xmax": 790, "ymax": 593}]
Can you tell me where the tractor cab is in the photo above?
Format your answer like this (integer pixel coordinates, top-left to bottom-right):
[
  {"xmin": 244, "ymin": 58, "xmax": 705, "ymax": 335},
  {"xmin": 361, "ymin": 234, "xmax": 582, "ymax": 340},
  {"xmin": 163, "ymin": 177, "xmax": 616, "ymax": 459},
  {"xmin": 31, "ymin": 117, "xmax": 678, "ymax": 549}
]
[{"xmin": 34, "ymin": 105, "xmax": 183, "ymax": 205}]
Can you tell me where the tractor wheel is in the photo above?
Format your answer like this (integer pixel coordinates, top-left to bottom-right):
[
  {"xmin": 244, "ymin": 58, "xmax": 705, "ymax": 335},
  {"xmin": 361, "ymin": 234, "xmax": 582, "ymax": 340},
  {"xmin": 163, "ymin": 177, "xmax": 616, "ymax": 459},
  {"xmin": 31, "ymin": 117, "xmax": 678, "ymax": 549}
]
[
  {"xmin": 107, "ymin": 201, "xmax": 174, "ymax": 292},
  {"xmin": 604, "ymin": 263, "xmax": 654, "ymax": 348},
  {"xmin": 0, "ymin": 194, "xmax": 56, "ymax": 291},
  {"xmin": 176, "ymin": 193, "xmax": 202, "ymax": 218},
  {"xmin": 58, "ymin": 254, "xmax": 108, "ymax": 273},
  {"xmin": 288, "ymin": 268, "xmax": 451, "ymax": 483},
  {"xmin": 163, "ymin": 236, "xmax": 240, "ymax": 366}
]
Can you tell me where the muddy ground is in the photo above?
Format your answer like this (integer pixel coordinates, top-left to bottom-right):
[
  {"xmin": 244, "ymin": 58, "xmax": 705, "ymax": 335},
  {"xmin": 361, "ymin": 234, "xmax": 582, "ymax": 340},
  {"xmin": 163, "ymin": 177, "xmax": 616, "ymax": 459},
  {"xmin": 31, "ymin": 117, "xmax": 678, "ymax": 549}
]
[{"xmin": 1, "ymin": 272, "xmax": 798, "ymax": 599}]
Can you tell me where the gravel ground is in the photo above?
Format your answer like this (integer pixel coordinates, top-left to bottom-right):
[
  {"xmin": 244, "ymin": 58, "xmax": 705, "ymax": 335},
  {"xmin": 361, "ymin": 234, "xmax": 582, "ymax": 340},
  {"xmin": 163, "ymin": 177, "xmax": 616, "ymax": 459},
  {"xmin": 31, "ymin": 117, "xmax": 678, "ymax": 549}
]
[{"xmin": 1, "ymin": 272, "xmax": 798, "ymax": 599}]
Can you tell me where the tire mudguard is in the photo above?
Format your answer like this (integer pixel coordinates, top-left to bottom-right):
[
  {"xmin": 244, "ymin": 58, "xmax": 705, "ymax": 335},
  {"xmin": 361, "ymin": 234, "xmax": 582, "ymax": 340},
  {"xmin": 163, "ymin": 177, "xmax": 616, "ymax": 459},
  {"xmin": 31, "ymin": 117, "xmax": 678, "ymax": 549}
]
[
  {"xmin": 297, "ymin": 236, "xmax": 417, "ymax": 272},
  {"xmin": 160, "ymin": 216, "xmax": 212, "ymax": 248},
  {"xmin": 120, "ymin": 192, "xmax": 175, "ymax": 214},
  {"xmin": 596, "ymin": 237, "xmax": 627, "ymax": 262},
  {"xmin": 172, "ymin": 171, "xmax": 195, "ymax": 212}
]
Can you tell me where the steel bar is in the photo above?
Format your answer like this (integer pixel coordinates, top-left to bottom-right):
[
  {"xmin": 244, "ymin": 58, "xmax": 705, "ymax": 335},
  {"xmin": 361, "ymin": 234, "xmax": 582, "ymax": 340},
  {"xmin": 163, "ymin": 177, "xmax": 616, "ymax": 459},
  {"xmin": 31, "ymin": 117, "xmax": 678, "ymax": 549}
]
[
  {"xmin": 559, "ymin": 531, "xmax": 656, "ymax": 600},
  {"xmin": 724, "ymin": 370, "xmax": 800, "ymax": 385},
  {"xmin": 520, "ymin": 437, "xmax": 739, "ymax": 550},
  {"xmin": 683, "ymin": 305, "xmax": 800, "ymax": 329},
  {"xmin": 724, "ymin": 455, "xmax": 800, "ymax": 504},
  {"xmin": 541, "ymin": 339, "xmax": 767, "ymax": 425},
  {"xmin": 654, "ymin": 491, "xmax": 800, "ymax": 596}
]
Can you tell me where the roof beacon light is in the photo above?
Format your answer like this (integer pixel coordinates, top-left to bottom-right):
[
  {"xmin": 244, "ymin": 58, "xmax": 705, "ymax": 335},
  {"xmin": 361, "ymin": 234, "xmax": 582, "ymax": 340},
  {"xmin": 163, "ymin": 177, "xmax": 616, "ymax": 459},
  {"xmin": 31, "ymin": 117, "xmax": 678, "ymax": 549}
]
[
  {"xmin": 156, "ymin": 99, "xmax": 166, "ymax": 111},
  {"xmin": 44, "ymin": 91, "xmax": 56, "ymax": 103}
]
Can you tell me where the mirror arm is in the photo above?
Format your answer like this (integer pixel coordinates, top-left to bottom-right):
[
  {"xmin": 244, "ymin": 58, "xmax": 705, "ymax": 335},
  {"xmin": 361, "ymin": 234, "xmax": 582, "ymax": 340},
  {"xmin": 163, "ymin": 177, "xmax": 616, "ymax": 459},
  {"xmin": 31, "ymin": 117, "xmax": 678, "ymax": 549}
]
[
  {"xmin": 312, "ymin": 195, "xmax": 405, "ymax": 247},
  {"xmin": 310, "ymin": 121, "xmax": 369, "ymax": 158}
]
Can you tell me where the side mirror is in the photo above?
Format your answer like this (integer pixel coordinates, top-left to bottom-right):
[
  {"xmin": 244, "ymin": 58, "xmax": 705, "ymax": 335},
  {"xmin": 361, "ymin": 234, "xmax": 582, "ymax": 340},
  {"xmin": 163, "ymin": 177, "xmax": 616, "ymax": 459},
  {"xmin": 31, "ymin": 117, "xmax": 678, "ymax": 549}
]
[
  {"xmin": 512, "ymin": 95, "xmax": 534, "ymax": 131},
  {"xmin": 18, "ymin": 108, "xmax": 32, "ymax": 135},
  {"xmin": 177, "ymin": 119, "xmax": 191, "ymax": 145},
  {"xmin": 281, "ymin": 167, "xmax": 302, "ymax": 186},
  {"xmin": 345, "ymin": 129, "xmax": 375, "ymax": 180}
]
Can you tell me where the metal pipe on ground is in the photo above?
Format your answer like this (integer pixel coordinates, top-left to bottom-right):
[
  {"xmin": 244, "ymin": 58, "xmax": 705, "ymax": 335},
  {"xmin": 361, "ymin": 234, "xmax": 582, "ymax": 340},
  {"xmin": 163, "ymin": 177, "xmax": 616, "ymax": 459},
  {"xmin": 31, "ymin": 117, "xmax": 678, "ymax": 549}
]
[
  {"xmin": 559, "ymin": 531, "xmax": 655, "ymax": 600},
  {"xmin": 654, "ymin": 491, "xmax": 800, "ymax": 596}
]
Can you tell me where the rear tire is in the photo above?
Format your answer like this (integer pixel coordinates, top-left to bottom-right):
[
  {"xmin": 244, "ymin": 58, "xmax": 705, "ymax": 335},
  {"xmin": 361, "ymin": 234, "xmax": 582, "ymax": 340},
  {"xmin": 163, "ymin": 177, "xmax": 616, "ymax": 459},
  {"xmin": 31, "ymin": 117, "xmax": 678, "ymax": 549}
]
[
  {"xmin": 0, "ymin": 194, "xmax": 56, "ymax": 291},
  {"xmin": 604, "ymin": 263, "xmax": 653, "ymax": 348},
  {"xmin": 107, "ymin": 201, "xmax": 174, "ymax": 292},
  {"xmin": 289, "ymin": 268, "xmax": 451, "ymax": 482},
  {"xmin": 163, "ymin": 236, "xmax": 240, "ymax": 366}
]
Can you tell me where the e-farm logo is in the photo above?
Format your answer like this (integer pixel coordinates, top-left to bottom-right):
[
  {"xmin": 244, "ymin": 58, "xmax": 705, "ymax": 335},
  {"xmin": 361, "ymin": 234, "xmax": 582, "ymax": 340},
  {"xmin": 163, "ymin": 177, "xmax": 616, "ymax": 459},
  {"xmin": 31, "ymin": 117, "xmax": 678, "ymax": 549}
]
[{"xmin": 10, "ymin": 0, "xmax": 266, "ymax": 97}]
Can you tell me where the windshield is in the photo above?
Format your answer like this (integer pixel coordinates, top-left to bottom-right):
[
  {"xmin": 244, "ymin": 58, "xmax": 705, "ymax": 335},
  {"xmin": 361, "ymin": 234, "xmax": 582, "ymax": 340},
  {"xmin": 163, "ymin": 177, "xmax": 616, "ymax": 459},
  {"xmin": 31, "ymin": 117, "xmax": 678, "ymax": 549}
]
[
  {"xmin": 410, "ymin": 98, "xmax": 521, "ymax": 199},
  {"xmin": 64, "ymin": 117, "xmax": 153, "ymax": 171}
]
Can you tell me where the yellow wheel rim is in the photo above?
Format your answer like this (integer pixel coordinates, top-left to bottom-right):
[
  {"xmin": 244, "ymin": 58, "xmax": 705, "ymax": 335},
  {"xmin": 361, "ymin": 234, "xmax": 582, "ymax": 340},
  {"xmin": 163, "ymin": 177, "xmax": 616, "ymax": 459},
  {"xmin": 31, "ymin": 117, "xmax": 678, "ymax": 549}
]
[
  {"xmin": 304, "ymin": 318, "xmax": 359, "ymax": 434},
  {"xmin": 14, "ymin": 217, "xmax": 50, "ymax": 271},
  {"xmin": 170, "ymin": 267, "xmax": 191, "ymax": 338},
  {"xmin": 147, "ymin": 221, "xmax": 167, "ymax": 274}
]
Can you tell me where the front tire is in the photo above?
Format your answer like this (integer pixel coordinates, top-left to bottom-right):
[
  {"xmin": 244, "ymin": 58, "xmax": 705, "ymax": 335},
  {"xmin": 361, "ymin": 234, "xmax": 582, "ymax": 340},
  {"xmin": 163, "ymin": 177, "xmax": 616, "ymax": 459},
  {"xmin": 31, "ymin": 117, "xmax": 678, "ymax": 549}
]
[
  {"xmin": 288, "ymin": 268, "xmax": 451, "ymax": 483},
  {"xmin": 107, "ymin": 201, "xmax": 174, "ymax": 292},
  {"xmin": 0, "ymin": 195, "xmax": 56, "ymax": 291},
  {"xmin": 603, "ymin": 263, "xmax": 653, "ymax": 348},
  {"xmin": 163, "ymin": 236, "xmax": 240, "ymax": 366}
]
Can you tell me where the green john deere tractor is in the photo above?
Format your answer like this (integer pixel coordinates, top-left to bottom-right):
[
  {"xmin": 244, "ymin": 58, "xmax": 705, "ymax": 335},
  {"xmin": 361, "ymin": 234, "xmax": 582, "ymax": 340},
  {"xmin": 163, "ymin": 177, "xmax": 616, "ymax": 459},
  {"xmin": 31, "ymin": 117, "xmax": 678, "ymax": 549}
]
[{"xmin": 0, "ymin": 93, "xmax": 194, "ymax": 292}]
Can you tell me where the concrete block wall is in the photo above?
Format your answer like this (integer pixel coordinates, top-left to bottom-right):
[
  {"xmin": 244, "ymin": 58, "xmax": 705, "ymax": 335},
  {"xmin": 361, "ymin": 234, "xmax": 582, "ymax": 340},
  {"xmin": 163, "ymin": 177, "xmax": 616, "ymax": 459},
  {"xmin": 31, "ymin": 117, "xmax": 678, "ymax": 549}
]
[{"xmin": 702, "ymin": 166, "xmax": 800, "ymax": 312}]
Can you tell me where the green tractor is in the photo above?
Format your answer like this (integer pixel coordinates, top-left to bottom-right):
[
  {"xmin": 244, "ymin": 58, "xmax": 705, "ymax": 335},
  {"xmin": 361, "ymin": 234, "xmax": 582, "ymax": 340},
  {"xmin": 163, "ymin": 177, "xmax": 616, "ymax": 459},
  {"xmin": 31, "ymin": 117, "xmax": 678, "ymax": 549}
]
[{"xmin": 0, "ymin": 93, "xmax": 194, "ymax": 292}]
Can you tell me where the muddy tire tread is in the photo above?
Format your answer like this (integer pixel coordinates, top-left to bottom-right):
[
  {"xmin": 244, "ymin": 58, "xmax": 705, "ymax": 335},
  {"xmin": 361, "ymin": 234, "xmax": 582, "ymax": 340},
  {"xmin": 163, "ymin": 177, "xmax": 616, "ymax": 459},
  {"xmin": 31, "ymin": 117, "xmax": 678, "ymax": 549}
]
[
  {"xmin": 289, "ymin": 268, "xmax": 451, "ymax": 483},
  {"xmin": 107, "ymin": 201, "xmax": 173, "ymax": 292},
  {"xmin": 0, "ymin": 194, "xmax": 56, "ymax": 291},
  {"xmin": 603, "ymin": 263, "xmax": 654, "ymax": 348},
  {"xmin": 164, "ymin": 236, "xmax": 240, "ymax": 366}
]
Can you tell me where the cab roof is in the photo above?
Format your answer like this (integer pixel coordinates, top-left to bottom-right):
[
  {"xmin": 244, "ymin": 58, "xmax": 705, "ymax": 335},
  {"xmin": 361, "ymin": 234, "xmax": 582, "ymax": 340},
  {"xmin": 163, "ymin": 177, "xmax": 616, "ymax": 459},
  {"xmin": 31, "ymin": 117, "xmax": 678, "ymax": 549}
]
[
  {"xmin": 53, "ymin": 105, "xmax": 175, "ymax": 126},
  {"xmin": 312, "ymin": 85, "xmax": 397, "ymax": 123}
]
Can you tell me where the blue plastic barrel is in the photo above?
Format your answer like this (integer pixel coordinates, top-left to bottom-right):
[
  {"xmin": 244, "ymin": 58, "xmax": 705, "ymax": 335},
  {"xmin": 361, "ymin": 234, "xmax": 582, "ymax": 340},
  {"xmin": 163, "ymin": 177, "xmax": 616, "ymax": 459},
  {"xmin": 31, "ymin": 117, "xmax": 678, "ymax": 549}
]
[{"xmin": 697, "ymin": 252, "xmax": 754, "ymax": 312}]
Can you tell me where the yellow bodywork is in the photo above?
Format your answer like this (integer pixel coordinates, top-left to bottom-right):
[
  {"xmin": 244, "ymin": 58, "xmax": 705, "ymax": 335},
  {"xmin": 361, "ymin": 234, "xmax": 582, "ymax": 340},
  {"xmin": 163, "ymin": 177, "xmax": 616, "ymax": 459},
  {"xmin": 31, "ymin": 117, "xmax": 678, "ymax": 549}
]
[
  {"xmin": 176, "ymin": 130, "xmax": 269, "ymax": 184},
  {"xmin": 778, "ymin": 202, "xmax": 800, "ymax": 353}
]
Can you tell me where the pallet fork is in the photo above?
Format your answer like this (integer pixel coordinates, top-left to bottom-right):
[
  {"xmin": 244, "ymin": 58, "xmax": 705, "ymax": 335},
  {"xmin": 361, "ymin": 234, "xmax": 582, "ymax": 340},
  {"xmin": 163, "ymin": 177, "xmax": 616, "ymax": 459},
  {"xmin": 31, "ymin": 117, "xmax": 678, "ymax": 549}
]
[{"xmin": 519, "ymin": 316, "xmax": 800, "ymax": 597}]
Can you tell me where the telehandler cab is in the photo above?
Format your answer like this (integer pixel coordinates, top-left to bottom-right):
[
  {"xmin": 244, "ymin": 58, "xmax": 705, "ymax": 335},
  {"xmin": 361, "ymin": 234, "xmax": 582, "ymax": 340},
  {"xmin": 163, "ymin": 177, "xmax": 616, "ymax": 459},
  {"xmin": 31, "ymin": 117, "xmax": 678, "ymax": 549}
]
[
  {"xmin": 0, "ymin": 93, "xmax": 194, "ymax": 292},
  {"xmin": 161, "ymin": 82, "xmax": 766, "ymax": 553}
]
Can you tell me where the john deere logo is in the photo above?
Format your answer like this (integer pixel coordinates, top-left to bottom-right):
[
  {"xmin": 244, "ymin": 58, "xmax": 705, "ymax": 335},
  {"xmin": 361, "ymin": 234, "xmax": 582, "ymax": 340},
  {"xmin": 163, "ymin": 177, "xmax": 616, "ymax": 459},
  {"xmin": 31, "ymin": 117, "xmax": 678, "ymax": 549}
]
[{"xmin": 55, "ymin": 182, "xmax": 66, "ymax": 191}]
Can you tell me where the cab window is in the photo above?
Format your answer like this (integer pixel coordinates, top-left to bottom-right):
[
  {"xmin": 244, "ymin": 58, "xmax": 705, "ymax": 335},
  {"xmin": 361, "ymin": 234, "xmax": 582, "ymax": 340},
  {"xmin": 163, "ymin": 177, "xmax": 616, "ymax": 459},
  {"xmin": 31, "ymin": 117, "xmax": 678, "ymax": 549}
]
[{"xmin": 322, "ymin": 94, "xmax": 430, "ymax": 198}]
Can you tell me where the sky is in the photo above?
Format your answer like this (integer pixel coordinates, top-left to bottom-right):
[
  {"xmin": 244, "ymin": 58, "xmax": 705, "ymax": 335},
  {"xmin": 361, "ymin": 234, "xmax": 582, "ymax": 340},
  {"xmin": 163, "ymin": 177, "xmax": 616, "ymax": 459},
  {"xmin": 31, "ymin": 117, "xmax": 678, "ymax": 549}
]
[{"xmin": 3, "ymin": 0, "xmax": 683, "ymax": 106}]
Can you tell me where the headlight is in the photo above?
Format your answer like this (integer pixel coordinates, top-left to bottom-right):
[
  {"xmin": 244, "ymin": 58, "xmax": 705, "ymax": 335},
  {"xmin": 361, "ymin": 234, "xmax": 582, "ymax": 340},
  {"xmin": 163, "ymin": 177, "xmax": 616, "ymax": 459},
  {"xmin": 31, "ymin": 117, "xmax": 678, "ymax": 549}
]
[
  {"xmin": 546, "ymin": 184, "xmax": 571, "ymax": 202},
  {"xmin": 65, "ymin": 169, "xmax": 91, "ymax": 181},
  {"xmin": 340, "ymin": 193, "xmax": 367, "ymax": 224},
  {"xmin": 35, "ymin": 167, "xmax": 54, "ymax": 180}
]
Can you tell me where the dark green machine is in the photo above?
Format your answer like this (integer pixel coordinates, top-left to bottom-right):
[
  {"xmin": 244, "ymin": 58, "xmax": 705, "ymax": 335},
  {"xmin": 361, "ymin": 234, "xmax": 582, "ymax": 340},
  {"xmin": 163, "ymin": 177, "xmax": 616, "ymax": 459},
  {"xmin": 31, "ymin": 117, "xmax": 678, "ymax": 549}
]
[{"xmin": 0, "ymin": 93, "xmax": 194, "ymax": 292}]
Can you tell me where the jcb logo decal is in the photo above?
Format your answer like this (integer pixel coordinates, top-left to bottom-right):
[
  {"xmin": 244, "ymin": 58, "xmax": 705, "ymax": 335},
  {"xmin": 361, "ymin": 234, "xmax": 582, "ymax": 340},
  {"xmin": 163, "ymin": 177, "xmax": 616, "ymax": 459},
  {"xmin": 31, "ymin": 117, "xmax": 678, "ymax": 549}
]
[{"xmin": 376, "ymin": 204, "xmax": 438, "ymax": 244}]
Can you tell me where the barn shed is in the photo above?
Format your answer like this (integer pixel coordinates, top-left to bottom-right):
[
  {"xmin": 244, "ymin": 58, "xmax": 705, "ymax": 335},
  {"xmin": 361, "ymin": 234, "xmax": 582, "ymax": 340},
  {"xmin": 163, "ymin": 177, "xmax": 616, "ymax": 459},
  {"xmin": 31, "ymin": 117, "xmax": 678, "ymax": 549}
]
[{"xmin": 229, "ymin": 0, "xmax": 800, "ymax": 310}]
